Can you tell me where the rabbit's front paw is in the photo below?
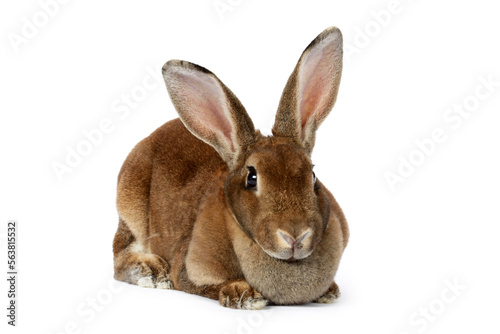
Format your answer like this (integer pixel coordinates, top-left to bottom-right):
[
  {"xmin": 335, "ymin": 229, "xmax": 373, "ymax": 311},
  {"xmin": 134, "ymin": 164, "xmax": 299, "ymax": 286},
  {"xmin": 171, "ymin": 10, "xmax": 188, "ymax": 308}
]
[
  {"xmin": 219, "ymin": 280, "xmax": 268, "ymax": 310},
  {"xmin": 315, "ymin": 281, "xmax": 341, "ymax": 304}
]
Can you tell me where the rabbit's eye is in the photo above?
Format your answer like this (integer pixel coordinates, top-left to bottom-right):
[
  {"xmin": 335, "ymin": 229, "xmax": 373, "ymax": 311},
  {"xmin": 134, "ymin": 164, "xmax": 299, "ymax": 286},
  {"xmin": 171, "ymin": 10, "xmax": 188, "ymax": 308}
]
[
  {"xmin": 313, "ymin": 171, "xmax": 317, "ymax": 185},
  {"xmin": 246, "ymin": 167, "xmax": 257, "ymax": 189}
]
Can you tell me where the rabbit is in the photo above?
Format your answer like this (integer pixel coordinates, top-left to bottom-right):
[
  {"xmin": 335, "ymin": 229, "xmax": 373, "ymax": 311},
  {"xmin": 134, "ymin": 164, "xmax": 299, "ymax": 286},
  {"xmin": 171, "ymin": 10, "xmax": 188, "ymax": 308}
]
[{"xmin": 113, "ymin": 26, "xmax": 349, "ymax": 310}]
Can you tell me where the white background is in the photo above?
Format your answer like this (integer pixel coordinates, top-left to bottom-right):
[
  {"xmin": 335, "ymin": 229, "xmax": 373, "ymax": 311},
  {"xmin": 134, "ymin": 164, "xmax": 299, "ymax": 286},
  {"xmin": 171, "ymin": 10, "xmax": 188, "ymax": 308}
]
[{"xmin": 1, "ymin": 0, "xmax": 500, "ymax": 333}]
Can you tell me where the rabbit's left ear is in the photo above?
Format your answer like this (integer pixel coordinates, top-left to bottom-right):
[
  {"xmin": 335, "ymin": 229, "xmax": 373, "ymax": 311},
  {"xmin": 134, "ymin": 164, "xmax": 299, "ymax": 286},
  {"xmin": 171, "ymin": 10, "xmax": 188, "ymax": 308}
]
[
  {"xmin": 272, "ymin": 27, "xmax": 343, "ymax": 155},
  {"xmin": 162, "ymin": 60, "xmax": 256, "ymax": 170}
]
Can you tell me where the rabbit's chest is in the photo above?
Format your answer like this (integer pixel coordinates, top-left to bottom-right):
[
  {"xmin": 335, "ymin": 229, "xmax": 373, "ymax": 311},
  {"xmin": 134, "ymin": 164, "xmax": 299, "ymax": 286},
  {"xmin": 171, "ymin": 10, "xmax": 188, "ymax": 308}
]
[{"xmin": 232, "ymin": 235, "xmax": 338, "ymax": 305}]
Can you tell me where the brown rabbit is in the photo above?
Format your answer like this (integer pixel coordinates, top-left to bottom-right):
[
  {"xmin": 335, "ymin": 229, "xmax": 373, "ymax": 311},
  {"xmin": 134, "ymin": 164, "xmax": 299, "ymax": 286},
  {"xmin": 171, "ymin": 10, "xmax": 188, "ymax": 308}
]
[{"xmin": 113, "ymin": 27, "xmax": 349, "ymax": 309}]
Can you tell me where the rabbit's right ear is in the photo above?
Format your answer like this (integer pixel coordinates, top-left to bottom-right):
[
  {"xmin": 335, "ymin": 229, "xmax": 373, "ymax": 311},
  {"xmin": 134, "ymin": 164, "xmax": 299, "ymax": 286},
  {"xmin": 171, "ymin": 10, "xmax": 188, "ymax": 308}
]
[
  {"xmin": 162, "ymin": 60, "xmax": 256, "ymax": 170},
  {"xmin": 273, "ymin": 27, "xmax": 343, "ymax": 155}
]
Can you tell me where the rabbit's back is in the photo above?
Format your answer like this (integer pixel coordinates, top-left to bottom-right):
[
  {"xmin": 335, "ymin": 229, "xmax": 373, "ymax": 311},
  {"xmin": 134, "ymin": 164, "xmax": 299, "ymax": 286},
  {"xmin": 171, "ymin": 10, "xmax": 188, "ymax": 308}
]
[{"xmin": 117, "ymin": 118, "xmax": 227, "ymax": 262}]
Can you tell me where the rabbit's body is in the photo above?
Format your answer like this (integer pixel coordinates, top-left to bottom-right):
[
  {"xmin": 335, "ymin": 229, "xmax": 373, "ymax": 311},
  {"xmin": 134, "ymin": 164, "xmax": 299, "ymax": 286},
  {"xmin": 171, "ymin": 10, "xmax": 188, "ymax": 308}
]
[
  {"xmin": 114, "ymin": 118, "xmax": 348, "ymax": 305},
  {"xmin": 113, "ymin": 27, "xmax": 349, "ymax": 309}
]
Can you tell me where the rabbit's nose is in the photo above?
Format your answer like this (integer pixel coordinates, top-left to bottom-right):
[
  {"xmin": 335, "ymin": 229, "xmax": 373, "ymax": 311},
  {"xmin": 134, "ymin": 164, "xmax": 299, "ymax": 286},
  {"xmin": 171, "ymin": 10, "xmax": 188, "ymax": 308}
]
[{"xmin": 278, "ymin": 229, "xmax": 312, "ymax": 250}]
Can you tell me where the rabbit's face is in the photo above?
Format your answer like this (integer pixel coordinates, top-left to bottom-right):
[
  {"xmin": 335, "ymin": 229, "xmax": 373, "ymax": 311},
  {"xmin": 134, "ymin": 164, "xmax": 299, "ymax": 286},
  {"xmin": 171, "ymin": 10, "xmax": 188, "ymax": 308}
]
[{"xmin": 226, "ymin": 136, "xmax": 330, "ymax": 261}]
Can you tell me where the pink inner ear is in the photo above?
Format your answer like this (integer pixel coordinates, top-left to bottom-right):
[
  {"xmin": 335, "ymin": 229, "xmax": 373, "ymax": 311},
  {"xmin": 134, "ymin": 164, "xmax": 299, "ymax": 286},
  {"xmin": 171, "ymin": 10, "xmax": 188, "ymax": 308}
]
[
  {"xmin": 175, "ymin": 71, "xmax": 235, "ymax": 152},
  {"xmin": 298, "ymin": 38, "xmax": 339, "ymax": 137}
]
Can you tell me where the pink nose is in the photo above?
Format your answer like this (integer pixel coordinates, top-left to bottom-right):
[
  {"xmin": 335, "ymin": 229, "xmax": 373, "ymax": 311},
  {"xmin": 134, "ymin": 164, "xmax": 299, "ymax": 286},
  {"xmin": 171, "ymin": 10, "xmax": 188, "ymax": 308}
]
[{"xmin": 278, "ymin": 229, "xmax": 311, "ymax": 250}]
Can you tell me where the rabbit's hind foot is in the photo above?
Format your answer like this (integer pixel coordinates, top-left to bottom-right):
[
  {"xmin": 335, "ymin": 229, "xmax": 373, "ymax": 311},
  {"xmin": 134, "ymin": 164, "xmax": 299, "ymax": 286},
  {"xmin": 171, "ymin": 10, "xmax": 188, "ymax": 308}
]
[{"xmin": 114, "ymin": 247, "xmax": 173, "ymax": 290}]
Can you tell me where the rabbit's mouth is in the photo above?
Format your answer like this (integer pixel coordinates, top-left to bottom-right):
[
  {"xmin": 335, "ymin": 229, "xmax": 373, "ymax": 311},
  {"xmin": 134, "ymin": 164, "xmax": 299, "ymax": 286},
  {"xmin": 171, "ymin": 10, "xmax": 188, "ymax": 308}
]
[
  {"xmin": 255, "ymin": 238, "xmax": 314, "ymax": 262},
  {"xmin": 259, "ymin": 227, "xmax": 315, "ymax": 261}
]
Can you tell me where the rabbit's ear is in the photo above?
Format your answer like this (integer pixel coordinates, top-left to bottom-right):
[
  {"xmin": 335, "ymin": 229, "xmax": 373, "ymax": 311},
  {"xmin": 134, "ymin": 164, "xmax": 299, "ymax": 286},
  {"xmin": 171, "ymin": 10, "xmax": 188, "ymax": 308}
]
[
  {"xmin": 163, "ymin": 60, "xmax": 256, "ymax": 170},
  {"xmin": 272, "ymin": 27, "xmax": 343, "ymax": 155}
]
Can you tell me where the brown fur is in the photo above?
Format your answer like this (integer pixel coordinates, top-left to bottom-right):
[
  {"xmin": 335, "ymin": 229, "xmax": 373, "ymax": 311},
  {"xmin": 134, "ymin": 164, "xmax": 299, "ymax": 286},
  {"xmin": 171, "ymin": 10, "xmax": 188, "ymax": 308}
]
[{"xmin": 113, "ymin": 27, "xmax": 349, "ymax": 309}]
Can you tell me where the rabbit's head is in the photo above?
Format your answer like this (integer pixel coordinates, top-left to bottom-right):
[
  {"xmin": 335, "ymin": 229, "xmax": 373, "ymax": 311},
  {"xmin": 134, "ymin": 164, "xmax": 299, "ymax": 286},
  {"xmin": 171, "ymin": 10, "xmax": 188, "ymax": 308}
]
[{"xmin": 163, "ymin": 27, "xmax": 343, "ymax": 261}]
